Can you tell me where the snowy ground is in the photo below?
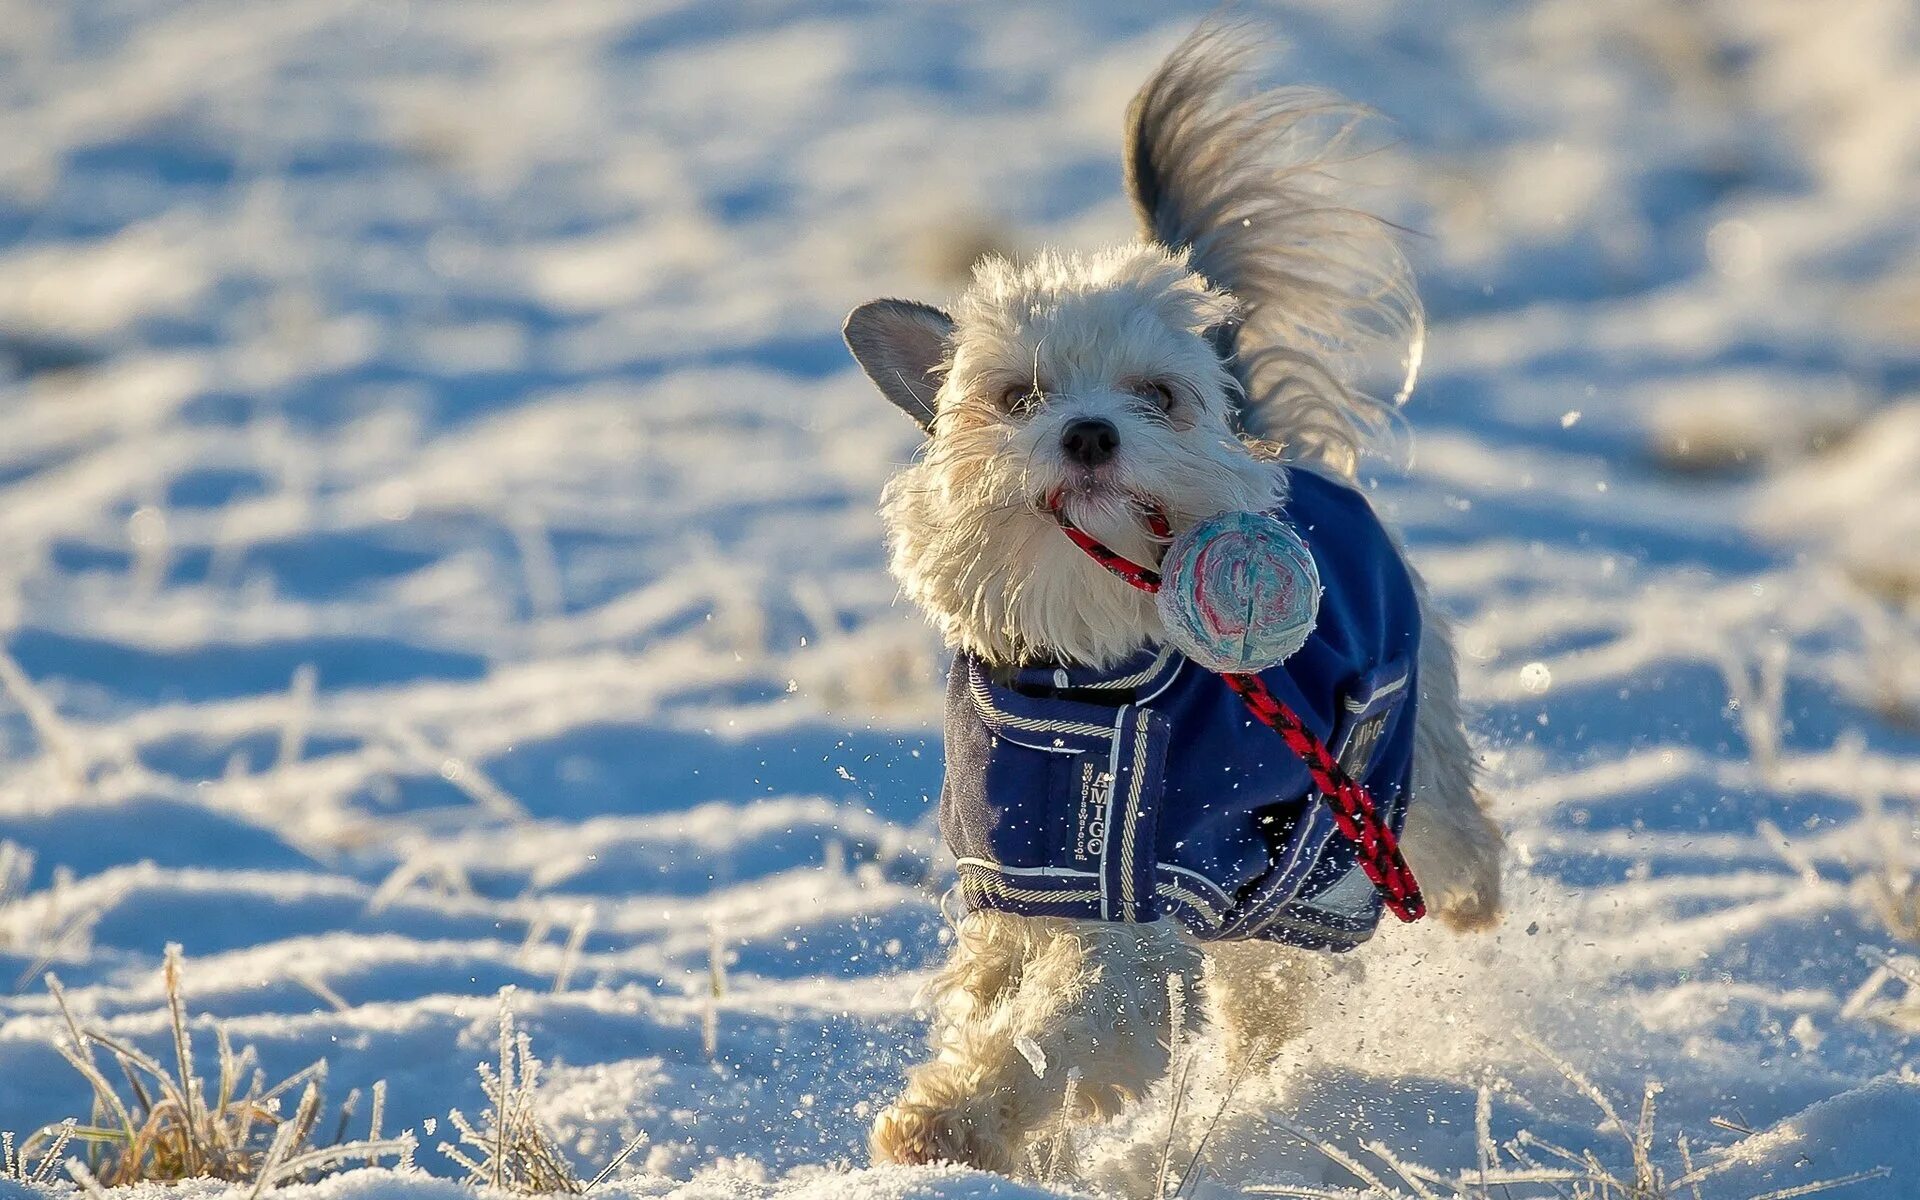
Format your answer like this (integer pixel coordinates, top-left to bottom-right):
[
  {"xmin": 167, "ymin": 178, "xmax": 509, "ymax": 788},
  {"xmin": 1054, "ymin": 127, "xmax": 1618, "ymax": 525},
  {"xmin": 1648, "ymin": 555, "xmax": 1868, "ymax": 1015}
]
[{"xmin": 2, "ymin": 1, "xmax": 1919, "ymax": 1197}]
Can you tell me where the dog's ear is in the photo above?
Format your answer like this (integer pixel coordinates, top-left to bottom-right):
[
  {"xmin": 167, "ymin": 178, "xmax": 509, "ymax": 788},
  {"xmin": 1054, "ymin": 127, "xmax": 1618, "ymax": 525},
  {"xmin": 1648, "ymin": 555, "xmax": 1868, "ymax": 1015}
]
[{"xmin": 843, "ymin": 299, "xmax": 953, "ymax": 433}]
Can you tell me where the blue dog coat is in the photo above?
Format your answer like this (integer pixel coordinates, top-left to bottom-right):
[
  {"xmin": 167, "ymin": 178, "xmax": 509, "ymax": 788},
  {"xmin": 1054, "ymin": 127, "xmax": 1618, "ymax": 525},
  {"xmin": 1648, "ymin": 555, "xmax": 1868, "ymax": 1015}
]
[{"xmin": 941, "ymin": 468, "xmax": 1422, "ymax": 950}]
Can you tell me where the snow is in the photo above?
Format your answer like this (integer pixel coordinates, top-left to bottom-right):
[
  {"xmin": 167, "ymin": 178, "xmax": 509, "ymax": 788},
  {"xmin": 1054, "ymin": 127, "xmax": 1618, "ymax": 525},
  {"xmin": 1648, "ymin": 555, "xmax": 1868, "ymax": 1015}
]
[{"xmin": 1, "ymin": 1, "xmax": 1918, "ymax": 1198}]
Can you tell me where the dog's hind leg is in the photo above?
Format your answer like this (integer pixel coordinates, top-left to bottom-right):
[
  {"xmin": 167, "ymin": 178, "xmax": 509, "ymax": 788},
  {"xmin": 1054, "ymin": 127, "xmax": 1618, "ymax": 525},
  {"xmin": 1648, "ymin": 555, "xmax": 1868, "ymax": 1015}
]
[
  {"xmin": 871, "ymin": 911, "xmax": 1200, "ymax": 1174},
  {"xmin": 1200, "ymin": 937, "xmax": 1324, "ymax": 1066},
  {"xmin": 1400, "ymin": 583, "xmax": 1505, "ymax": 931}
]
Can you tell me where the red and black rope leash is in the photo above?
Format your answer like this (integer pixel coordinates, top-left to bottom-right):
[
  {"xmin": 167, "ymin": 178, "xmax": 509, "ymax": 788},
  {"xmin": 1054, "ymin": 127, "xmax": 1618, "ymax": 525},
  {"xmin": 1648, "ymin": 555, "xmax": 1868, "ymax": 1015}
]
[{"xmin": 1049, "ymin": 500, "xmax": 1426, "ymax": 923}]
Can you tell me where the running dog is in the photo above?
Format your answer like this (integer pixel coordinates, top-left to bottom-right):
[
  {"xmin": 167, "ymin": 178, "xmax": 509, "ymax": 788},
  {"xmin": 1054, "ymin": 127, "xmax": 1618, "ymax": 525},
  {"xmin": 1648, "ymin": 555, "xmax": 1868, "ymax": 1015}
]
[{"xmin": 843, "ymin": 20, "xmax": 1504, "ymax": 1175}]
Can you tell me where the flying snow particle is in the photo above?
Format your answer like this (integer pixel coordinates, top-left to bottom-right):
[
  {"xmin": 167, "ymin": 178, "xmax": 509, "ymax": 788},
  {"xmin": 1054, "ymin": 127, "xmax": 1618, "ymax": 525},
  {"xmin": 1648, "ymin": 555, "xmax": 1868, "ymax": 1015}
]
[
  {"xmin": 1519, "ymin": 662, "xmax": 1552, "ymax": 694},
  {"xmin": 1015, "ymin": 1034, "xmax": 1047, "ymax": 1078},
  {"xmin": 1561, "ymin": 410, "xmax": 1581, "ymax": 428},
  {"xmin": 1706, "ymin": 218, "xmax": 1762, "ymax": 279},
  {"xmin": 128, "ymin": 505, "xmax": 166, "ymax": 547}
]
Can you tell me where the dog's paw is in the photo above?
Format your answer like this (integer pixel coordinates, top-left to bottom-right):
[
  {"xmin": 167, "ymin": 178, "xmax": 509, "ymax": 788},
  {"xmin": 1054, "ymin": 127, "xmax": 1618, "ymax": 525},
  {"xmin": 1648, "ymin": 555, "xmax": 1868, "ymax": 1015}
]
[
  {"xmin": 870, "ymin": 1090, "xmax": 1019, "ymax": 1174},
  {"xmin": 1431, "ymin": 809, "xmax": 1504, "ymax": 932},
  {"xmin": 1431, "ymin": 871, "xmax": 1502, "ymax": 931},
  {"xmin": 1403, "ymin": 798, "xmax": 1505, "ymax": 933}
]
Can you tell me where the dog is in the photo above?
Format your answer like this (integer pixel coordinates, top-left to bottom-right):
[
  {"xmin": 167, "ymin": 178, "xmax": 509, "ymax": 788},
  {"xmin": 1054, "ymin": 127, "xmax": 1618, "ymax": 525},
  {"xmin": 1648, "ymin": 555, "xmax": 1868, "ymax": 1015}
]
[{"xmin": 841, "ymin": 21, "xmax": 1505, "ymax": 1176}]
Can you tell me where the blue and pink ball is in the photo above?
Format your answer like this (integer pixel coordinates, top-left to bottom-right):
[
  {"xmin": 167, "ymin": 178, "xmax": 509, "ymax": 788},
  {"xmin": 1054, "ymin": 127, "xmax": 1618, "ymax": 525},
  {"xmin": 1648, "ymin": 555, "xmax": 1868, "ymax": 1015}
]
[{"xmin": 1157, "ymin": 511, "xmax": 1322, "ymax": 674}]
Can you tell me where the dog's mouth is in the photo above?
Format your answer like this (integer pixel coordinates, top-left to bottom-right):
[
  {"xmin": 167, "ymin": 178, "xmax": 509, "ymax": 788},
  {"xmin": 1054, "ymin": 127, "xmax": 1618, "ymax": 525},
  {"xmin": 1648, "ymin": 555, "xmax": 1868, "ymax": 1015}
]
[
  {"xmin": 1044, "ymin": 464, "xmax": 1144, "ymax": 506},
  {"xmin": 1051, "ymin": 463, "xmax": 1119, "ymax": 495},
  {"xmin": 1042, "ymin": 484, "xmax": 1170, "ymax": 541}
]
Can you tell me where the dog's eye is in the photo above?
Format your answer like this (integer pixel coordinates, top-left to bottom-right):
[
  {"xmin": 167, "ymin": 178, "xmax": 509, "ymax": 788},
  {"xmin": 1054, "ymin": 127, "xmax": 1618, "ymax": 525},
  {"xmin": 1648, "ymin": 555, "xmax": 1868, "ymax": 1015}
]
[
  {"xmin": 1132, "ymin": 379, "xmax": 1179, "ymax": 414},
  {"xmin": 997, "ymin": 383, "xmax": 1042, "ymax": 415}
]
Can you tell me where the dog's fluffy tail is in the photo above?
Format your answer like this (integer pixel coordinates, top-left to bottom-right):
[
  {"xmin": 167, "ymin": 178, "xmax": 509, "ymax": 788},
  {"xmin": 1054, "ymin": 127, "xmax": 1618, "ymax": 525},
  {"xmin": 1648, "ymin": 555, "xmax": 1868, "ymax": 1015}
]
[{"xmin": 1125, "ymin": 21, "xmax": 1422, "ymax": 475}]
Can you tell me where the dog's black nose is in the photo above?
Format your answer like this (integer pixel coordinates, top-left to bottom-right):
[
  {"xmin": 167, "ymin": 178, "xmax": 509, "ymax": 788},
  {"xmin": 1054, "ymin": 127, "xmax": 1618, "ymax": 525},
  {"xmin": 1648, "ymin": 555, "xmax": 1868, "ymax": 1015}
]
[{"xmin": 1061, "ymin": 419, "xmax": 1119, "ymax": 467}]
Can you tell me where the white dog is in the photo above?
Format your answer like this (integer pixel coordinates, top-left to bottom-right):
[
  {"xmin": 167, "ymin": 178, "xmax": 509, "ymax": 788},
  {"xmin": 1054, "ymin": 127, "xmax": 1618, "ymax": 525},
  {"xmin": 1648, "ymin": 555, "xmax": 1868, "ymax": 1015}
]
[{"xmin": 842, "ymin": 21, "xmax": 1504, "ymax": 1176}]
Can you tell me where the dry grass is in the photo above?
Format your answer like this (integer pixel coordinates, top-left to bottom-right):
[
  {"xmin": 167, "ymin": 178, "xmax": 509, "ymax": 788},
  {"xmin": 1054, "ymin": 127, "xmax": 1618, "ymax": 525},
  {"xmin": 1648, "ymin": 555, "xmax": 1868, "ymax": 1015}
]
[
  {"xmin": 1717, "ymin": 636, "xmax": 1789, "ymax": 785},
  {"xmin": 1641, "ymin": 376, "xmax": 1863, "ymax": 480},
  {"xmin": 702, "ymin": 916, "xmax": 726, "ymax": 1063},
  {"xmin": 1849, "ymin": 770, "xmax": 1920, "ymax": 1032},
  {"xmin": 1862, "ymin": 782, "xmax": 1920, "ymax": 950},
  {"xmin": 1146, "ymin": 975, "xmax": 1262, "ymax": 1200},
  {"xmin": 1033, "ymin": 973, "xmax": 1276, "ymax": 1198},
  {"xmin": 0, "ymin": 841, "xmax": 27, "ymax": 910},
  {"xmin": 0, "ymin": 648, "xmax": 88, "ymax": 795},
  {"xmin": 1842, "ymin": 949, "xmax": 1920, "ymax": 1034},
  {"xmin": 1869, "ymin": 867, "xmax": 1920, "ymax": 947},
  {"xmin": 1842, "ymin": 591, "xmax": 1920, "ymax": 729},
  {"xmin": 12, "ymin": 954, "xmax": 651, "ymax": 1197},
  {"xmin": 4, "ymin": 1121, "xmax": 77, "ymax": 1184},
  {"xmin": 31, "ymin": 943, "xmax": 414, "ymax": 1191},
  {"xmin": 1247, "ymin": 1038, "xmax": 1887, "ymax": 1200},
  {"xmin": 439, "ymin": 993, "xmax": 646, "ymax": 1195},
  {"xmin": 2, "ymin": 843, "xmax": 122, "ymax": 993}
]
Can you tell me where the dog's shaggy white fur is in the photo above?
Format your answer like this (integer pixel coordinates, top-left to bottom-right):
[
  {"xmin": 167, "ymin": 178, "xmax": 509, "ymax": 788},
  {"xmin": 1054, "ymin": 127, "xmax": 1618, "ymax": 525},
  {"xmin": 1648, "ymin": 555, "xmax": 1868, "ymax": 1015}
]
[{"xmin": 844, "ymin": 21, "xmax": 1504, "ymax": 1175}]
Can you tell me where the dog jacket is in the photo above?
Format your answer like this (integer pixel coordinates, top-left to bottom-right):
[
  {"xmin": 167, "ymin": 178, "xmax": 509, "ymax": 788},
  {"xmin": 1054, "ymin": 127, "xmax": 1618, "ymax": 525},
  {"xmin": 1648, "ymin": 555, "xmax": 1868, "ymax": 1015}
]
[{"xmin": 941, "ymin": 468, "xmax": 1422, "ymax": 950}]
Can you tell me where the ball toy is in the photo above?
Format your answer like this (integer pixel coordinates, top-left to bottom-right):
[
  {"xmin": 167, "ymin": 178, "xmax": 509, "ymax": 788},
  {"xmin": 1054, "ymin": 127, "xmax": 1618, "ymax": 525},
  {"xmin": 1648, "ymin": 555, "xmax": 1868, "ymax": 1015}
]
[{"xmin": 1156, "ymin": 510, "xmax": 1322, "ymax": 673}]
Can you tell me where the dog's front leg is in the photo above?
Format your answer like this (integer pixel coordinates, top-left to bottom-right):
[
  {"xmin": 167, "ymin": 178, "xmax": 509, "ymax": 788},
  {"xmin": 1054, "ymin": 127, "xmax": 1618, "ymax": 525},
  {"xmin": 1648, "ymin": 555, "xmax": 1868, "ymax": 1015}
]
[{"xmin": 872, "ymin": 911, "xmax": 1200, "ymax": 1174}]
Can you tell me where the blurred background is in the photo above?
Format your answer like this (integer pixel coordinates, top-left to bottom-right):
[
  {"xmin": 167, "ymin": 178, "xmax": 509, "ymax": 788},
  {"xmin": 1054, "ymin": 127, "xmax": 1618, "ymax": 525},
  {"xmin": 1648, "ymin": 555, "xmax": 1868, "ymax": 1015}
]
[{"xmin": 1, "ymin": 0, "xmax": 1918, "ymax": 1196}]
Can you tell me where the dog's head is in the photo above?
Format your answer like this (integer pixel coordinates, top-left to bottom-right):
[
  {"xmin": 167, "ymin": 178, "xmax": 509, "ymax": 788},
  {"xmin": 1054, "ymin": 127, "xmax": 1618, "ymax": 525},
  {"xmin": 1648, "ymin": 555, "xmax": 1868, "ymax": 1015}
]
[
  {"xmin": 843, "ymin": 21, "xmax": 1419, "ymax": 669},
  {"xmin": 846, "ymin": 246, "xmax": 1280, "ymax": 669}
]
